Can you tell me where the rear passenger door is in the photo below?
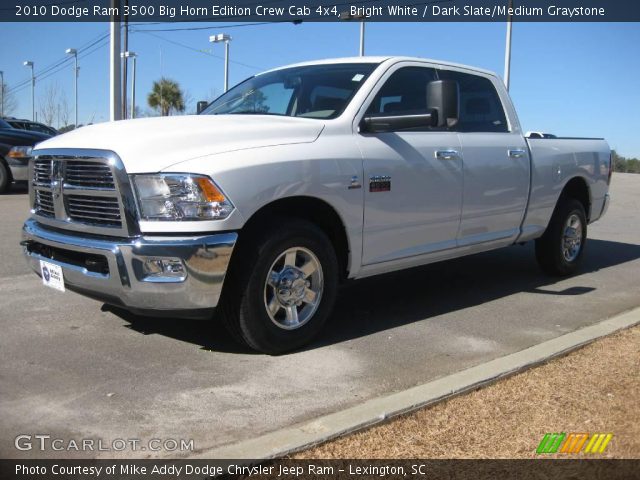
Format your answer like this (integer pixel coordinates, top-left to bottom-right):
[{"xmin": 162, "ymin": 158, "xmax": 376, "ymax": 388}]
[{"xmin": 438, "ymin": 68, "xmax": 530, "ymax": 247}]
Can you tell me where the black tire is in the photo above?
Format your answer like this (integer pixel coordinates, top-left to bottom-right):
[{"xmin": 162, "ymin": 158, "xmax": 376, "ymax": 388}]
[
  {"xmin": 0, "ymin": 161, "xmax": 10, "ymax": 194},
  {"xmin": 219, "ymin": 218, "xmax": 339, "ymax": 354},
  {"xmin": 535, "ymin": 198, "xmax": 587, "ymax": 276}
]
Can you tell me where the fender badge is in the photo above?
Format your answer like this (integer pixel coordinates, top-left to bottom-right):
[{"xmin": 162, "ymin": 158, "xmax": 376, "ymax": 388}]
[{"xmin": 370, "ymin": 175, "xmax": 391, "ymax": 192}]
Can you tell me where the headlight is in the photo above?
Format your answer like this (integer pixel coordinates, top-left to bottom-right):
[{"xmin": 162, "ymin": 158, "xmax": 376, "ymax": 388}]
[
  {"xmin": 7, "ymin": 146, "xmax": 33, "ymax": 159},
  {"xmin": 132, "ymin": 174, "xmax": 234, "ymax": 221}
]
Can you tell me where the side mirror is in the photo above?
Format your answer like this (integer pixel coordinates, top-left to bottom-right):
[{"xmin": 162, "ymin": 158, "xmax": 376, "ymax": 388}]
[
  {"xmin": 427, "ymin": 80, "xmax": 459, "ymax": 128},
  {"xmin": 196, "ymin": 101, "xmax": 209, "ymax": 115},
  {"xmin": 361, "ymin": 113, "xmax": 435, "ymax": 133}
]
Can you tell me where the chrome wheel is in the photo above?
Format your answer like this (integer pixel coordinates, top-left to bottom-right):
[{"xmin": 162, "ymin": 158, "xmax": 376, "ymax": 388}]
[
  {"xmin": 562, "ymin": 214, "xmax": 583, "ymax": 262},
  {"xmin": 264, "ymin": 246, "xmax": 323, "ymax": 330}
]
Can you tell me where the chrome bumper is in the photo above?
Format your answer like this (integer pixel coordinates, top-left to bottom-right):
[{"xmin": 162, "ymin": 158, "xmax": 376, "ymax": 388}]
[{"xmin": 22, "ymin": 218, "xmax": 237, "ymax": 314}]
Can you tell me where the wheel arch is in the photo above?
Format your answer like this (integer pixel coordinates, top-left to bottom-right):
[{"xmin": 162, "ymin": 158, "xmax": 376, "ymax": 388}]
[
  {"xmin": 238, "ymin": 196, "xmax": 351, "ymax": 280},
  {"xmin": 560, "ymin": 176, "xmax": 591, "ymax": 221}
]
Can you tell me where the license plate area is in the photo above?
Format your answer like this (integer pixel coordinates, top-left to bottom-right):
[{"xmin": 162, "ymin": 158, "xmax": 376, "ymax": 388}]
[{"xmin": 40, "ymin": 260, "xmax": 65, "ymax": 292}]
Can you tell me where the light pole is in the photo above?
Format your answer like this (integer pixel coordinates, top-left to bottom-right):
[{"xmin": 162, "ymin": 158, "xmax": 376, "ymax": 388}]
[
  {"xmin": 209, "ymin": 33, "xmax": 232, "ymax": 92},
  {"xmin": 339, "ymin": 11, "xmax": 366, "ymax": 56},
  {"xmin": 0, "ymin": 71, "xmax": 4, "ymax": 117},
  {"xmin": 23, "ymin": 61, "xmax": 35, "ymax": 121},
  {"xmin": 503, "ymin": 0, "xmax": 513, "ymax": 91},
  {"xmin": 122, "ymin": 51, "xmax": 137, "ymax": 119},
  {"xmin": 66, "ymin": 48, "xmax": 78, "ymax": 127},
  {"xmin": 109, "ymin": 3, "xmax": 122, "ymax": 122}
]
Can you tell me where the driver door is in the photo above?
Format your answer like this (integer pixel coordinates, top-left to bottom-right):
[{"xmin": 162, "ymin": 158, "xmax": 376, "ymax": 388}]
[{"xmin": 356, "ymin": 65, "xmax": 463, "ymax": 265}]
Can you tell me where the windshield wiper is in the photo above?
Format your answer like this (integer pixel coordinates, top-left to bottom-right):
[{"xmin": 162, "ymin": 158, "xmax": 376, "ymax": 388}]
[{"xmin": 227, "ymin": 111, "xmax": 284, "ymax": 116}]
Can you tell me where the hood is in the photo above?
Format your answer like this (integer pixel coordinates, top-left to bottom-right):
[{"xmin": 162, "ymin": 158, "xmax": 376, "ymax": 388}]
[
  {"xmin": 0, "ymin": 128, "xmax": 51, "ymax": 147},
  {"xmin": 33, "ymin": 115, "xmax": 325, "ymax": 173}
]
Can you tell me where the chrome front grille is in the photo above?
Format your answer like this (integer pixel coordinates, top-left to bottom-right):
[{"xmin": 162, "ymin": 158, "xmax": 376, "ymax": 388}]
[
  {"xmin": 65, "ymin": 160, "xmax": 116, "ymax": 189},
  {"xmin": 34, "ymin": 158, "xmax": 53, "ymax": 184},
  {"xmin": 34, "ymin": 190, "xmax": 55, "ymax": 217},
  {"xmin": 66, "ymin": 195, "xmax": 122, "ymax": 227},
  {"xmin": 29, "ymin": 150, "xmax": 138, "ymax": 237}
]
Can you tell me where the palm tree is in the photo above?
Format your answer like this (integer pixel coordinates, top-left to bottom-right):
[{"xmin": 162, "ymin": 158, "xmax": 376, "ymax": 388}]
[{"xmin": 147, "ymin": 78, "xmax": 185, "ymax": 116}]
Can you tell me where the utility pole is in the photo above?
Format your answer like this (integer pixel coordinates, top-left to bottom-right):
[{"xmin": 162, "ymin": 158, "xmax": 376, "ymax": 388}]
[
  {"xmin": 359, "ymin": 21, "xmax": 365, "ymax": 56},
  {"xmin": 66, "ymin": 49, "xmax": 78, "ymax": 127},
  {"xmin": 109, "ymin": 0, "xmax": 122, "ymax": 121},
  {"xmin": 0, "ymin": 71, "xmax": 4, "ymax": 117},
  {"xmin": 131, "ymin": 54, "xmax": 136, "ymax": 118},
  {"xmin": 503, "ymin": 0, "xmax": 513, "ymax": 91},
  {"xmin": 122, "ymin": 52, "xmax": 137, "ymax": 118},
  {"xmin": 122, "ymin": 0, "xmax": 129, "ymax": 118},
  {"xmin": 23, "ymin": 61, "xmax": 35, "ymax": 121}
]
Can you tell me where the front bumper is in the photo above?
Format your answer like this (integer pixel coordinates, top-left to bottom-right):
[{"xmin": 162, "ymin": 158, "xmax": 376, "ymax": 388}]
[{"xmin": 22, "ymin": 218, "xmax": 237, "ymax": 315}]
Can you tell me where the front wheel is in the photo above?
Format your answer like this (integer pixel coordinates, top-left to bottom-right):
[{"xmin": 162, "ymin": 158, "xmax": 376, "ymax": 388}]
[
  {"xmin": 0, "ymin": 161, "xmax": 10, "ymax": 194},
  {"xmin": 219, "ymin": 219, "xmax": 339, "ymax": 354},
  {"xmin": 535, "ymin": 198, "xmax": 587, "ymax": 276}
]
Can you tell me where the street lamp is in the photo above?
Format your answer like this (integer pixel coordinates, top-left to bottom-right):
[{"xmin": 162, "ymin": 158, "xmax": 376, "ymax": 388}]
[
  {"xmin": 503, "ymin": 0, "xmax": 513, "ymax": 91},
  {"xmin": 66, "ymin": 48, "xmax": 78, "ymax": 127},
  {"xmin": 23, "ymin": 61, "xmax": 35, "ymax": 121},
  {"xmin": 339, "ymin": 11, "xmax": 366, "ymax": 56},
  {"xmin": 209, "ymin": 33, "xmax": 232, "ymax": 92},
  {"xmin": 121, "ymin": 51, "xmax": 137, "ymax": 119}
]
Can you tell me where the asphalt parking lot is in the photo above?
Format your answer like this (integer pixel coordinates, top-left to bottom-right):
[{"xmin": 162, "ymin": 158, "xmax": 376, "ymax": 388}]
[{"xmin": 1, "ymin": 174, "xmax": 639, "ymax": 459}]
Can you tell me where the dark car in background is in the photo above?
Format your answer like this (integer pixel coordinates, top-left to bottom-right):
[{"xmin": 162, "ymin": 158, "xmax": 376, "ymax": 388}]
[
  {"xmin": 4, "ymin": 117, "xmax": 58, "ymax": 136},
  {"xmin": 0, "ymin": 118, "xmax": 51, "ymax": 193}
]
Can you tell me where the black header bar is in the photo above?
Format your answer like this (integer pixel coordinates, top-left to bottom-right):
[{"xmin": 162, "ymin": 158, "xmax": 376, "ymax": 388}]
[{"xmin": 4, "ymin": 0, "xmax": 640, "ymax": 22}]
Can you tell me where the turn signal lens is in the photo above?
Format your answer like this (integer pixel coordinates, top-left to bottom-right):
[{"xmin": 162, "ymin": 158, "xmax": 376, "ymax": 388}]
[{"xmin": 195, "ymin": 177, "xmax": 226, "ymax": 203}]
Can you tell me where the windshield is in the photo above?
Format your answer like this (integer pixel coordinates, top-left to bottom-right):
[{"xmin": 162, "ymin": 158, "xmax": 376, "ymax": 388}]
[
  {"xmin": 0, "ymin": 119, "xmax": 12, "ymax": 129},
  {"xmin": 202, "ymin": 63, "xmax": 377, "ymax": 119}
]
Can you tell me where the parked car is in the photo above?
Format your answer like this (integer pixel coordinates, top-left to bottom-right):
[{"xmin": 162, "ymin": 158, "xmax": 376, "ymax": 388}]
[
  {"xmin": 3, "ymin": 117, "xmax": 58, "ymax": 136},
  {"xmin": 0, "ymin": 118, "xmax": 51, "ymax": 193},
  {"xmin": 21, "ymin": 56, "xmax": 611, "ymax": 353}
]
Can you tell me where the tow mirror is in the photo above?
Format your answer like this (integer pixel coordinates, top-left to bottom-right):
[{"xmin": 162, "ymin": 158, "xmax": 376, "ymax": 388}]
[
  {"xmin": 196, "ymin": 101, "xmax": 208, "ymax": 115},
  {"xmin": 361, "ymin": 113, "xmax": 436, "ymax": 133},
  {"xmin": 427, "ymin": 80, "xmax": 459, "ymax": 128}
]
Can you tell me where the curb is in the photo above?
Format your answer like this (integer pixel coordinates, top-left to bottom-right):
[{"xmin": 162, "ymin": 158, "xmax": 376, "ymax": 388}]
[{"xmin": 196, "ymin": 307, "xmax": 640, "ymax": 459}]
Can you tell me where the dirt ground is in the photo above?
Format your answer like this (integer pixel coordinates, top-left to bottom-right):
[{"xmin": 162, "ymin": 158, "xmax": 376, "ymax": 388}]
[{"xmin": 295, "ymin": 325, "xmax": 640, "ymax": 459}]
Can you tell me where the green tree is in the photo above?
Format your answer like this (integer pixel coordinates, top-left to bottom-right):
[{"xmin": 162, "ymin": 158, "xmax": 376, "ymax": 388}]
[
  {"xmin": 147, "ymin": 78, "xmax": 185, "ymax": 116},
  {"xmin": 611, "ymin": 150, "xmax": 640, "ymax": 174}
]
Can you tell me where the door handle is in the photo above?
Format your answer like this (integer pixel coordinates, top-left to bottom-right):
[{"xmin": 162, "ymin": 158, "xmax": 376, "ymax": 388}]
[
  {"xmin": 508, "ymin": 149, "xmax": 527, "ymax": 159},
  {"xmin": 435, "ymin": 150, "xmax": 460, "ymax": 160}
]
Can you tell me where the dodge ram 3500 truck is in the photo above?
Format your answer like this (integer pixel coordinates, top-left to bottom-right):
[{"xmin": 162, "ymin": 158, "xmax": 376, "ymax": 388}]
[{"xmin": 22, "ymin": 57, "xmax": 611, "ymax": 354}]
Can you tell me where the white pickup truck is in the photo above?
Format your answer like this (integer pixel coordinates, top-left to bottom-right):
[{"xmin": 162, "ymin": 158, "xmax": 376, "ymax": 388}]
[{"xmin": 22, "ymin": 56, "xmax": 611, "ymax": 353}]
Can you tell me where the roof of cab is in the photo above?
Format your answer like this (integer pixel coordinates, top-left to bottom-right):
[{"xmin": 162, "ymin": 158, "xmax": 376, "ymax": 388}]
[{"xmin": 259, "ymin": 56, "xmax": 498, "ymax": 78}]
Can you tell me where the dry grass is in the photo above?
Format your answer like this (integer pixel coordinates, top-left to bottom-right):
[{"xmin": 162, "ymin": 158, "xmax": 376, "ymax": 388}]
[{"xmin": 295, "ymin": 326, "xmax": 640, "ymax": 459}]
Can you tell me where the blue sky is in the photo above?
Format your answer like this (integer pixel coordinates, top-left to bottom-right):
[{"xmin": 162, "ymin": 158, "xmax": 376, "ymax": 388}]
[{"xmin": 1, "ymin": 21, "xmax": 639, "ymax": 157}]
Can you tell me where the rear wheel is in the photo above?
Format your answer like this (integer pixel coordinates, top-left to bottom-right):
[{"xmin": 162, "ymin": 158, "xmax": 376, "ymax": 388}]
[
  {"xmin": 535, "ymin": 198, "xmax": 587, "ymax": 276},
  {"xmin": 219, "ymin": 218, "xmax": 339, "ymax": 354}
]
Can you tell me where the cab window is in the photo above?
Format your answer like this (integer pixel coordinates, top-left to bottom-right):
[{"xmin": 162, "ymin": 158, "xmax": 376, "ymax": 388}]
[
  {"xmin": 436, "ymin": 70, "xmax": 509, "ymax": 133},
  {"xmin": 366, "ymin": 67, "xmax": 438, "ymax": 117}
]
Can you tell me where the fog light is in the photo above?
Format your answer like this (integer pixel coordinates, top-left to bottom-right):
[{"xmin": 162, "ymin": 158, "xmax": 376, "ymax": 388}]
[{"xmin": 142, "ymin": 258, "xmax": 186, "ymax": 282}]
